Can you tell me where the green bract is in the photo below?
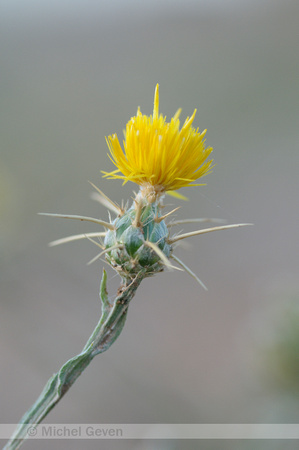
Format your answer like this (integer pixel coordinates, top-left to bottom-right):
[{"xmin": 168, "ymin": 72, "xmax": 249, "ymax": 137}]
[{"xmin": 104, "ymin": 200, "xmax": 172, "ymax": 278}]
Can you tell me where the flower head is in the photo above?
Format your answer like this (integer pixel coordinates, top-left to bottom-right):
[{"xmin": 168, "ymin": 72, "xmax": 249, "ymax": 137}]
[
  {"xmin": 103, "ymin": 84, "xmax": 213, "ymax": 200},
  {"xmin": 44, "ymin": 85, "xmax": 251, "ymax": 287}
]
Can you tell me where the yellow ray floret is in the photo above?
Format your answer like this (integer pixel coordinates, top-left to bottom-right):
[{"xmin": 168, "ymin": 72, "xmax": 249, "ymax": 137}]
[{"xmin": 102, "ymin": 84, "xmax": 213, "ymax": 195}]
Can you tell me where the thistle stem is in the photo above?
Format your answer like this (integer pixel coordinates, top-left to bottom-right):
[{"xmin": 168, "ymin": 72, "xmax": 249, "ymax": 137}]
[{"xmin": 4, "ymin": 270, "xmax": 144, "ymax": 450}]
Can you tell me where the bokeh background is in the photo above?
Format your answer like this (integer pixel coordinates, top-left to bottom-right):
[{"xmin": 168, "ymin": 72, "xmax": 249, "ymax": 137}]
[{"xmin": 1, "ymin": 0, "xmax": 299, "ymax": 449}]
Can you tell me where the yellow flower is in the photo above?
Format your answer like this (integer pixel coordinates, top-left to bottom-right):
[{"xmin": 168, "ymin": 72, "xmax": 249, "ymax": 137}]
[{"xmin": 103, "ymin": 84, "xmax": 213, "ymax": 199}]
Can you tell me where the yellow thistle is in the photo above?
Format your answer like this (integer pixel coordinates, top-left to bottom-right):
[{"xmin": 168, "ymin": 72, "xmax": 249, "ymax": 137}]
[
  {"xmin": 7, "ymin": 85, "xmax": 252, "ymax": 450},
  {"xmin": 41, "ymin": 86, "xmax": 250, "ymax": 285},
  {"xmin": 103, "ymin": 84, "xmax": 213, "ymax": 199}
]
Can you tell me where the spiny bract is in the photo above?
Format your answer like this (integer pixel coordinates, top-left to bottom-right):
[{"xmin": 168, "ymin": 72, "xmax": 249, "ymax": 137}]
[{"xmin": 104, "ymin": 199, "xmax": 172, "ymax": 279}]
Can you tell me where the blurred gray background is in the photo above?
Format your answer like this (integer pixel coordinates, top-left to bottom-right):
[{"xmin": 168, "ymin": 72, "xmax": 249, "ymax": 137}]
[{"xmin": 1, "ymin": 0, "xmax": 299, "ymax": 449}]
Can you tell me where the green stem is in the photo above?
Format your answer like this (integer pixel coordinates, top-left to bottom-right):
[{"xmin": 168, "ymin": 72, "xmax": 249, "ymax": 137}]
[{"xmin": 4, "ymin": 269, "xmax": 144, "ymax": 450}]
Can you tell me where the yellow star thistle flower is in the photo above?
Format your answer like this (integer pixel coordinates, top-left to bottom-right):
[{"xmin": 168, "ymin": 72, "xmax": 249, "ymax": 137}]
[
  {"xmin": 6, "ymin": 84, "xmax": 253, "ymax": 450},
  {"xmin": 103, "ymin": 84, "xmax": 213, "ymax": 200}
]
